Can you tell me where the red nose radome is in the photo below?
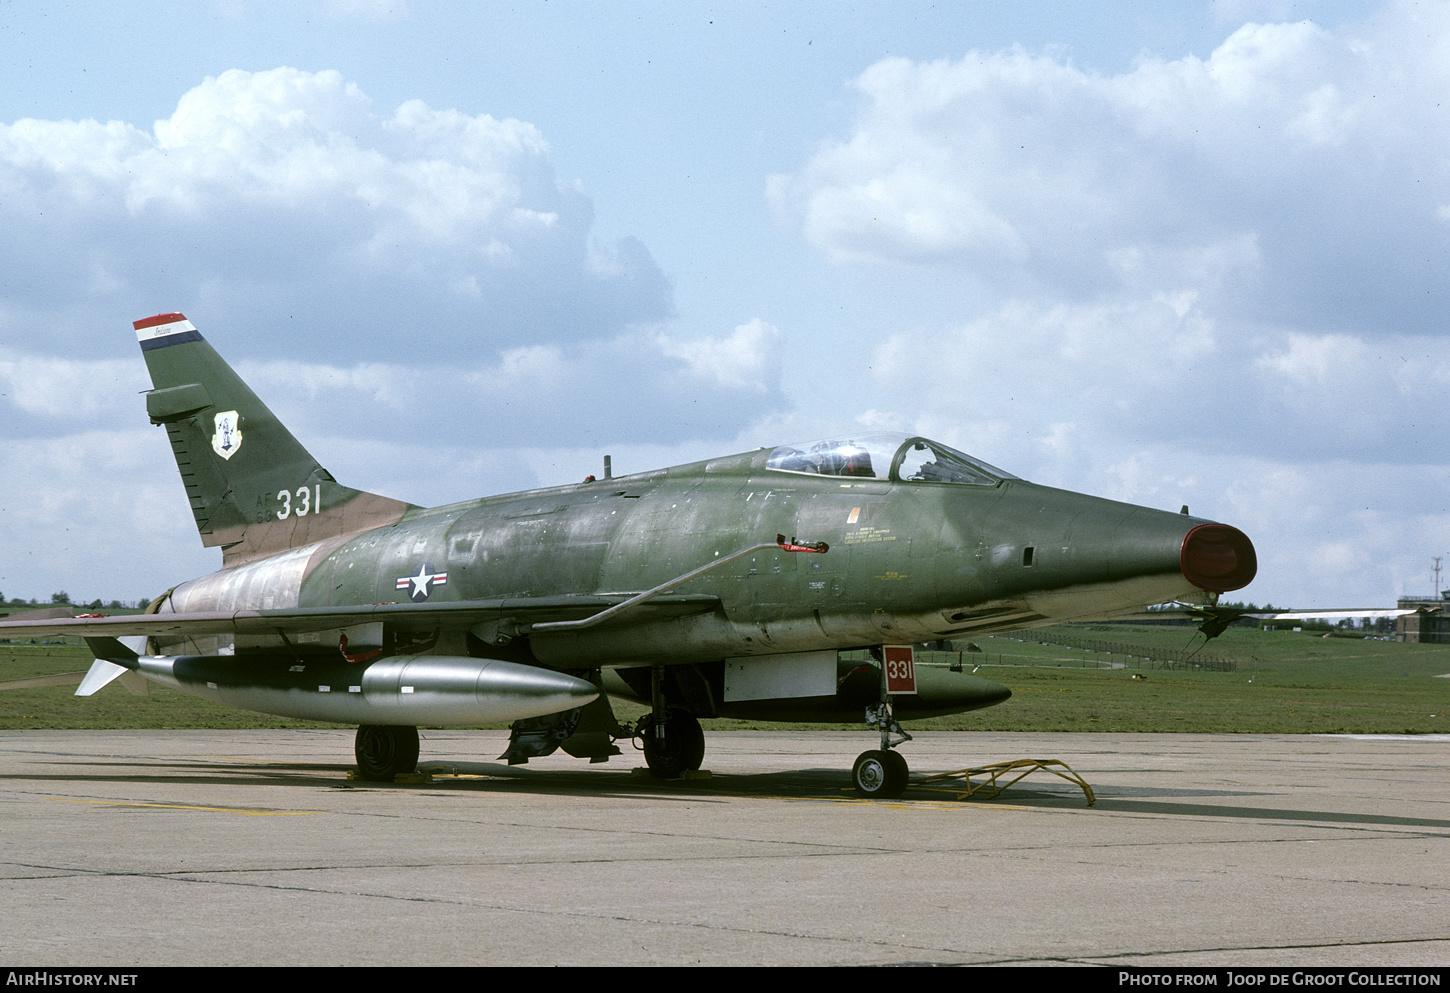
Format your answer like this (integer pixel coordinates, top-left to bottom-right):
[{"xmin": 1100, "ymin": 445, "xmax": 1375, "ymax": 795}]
[{"xmin": 1180, "ymin": 524, "xmax": 1257, "ymax": 593}]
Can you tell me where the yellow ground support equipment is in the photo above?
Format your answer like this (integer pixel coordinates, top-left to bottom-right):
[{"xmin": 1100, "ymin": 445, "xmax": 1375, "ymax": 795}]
[{"xmin": 914, "ymin": 758, "xmax": 1096, "ymax": 806}]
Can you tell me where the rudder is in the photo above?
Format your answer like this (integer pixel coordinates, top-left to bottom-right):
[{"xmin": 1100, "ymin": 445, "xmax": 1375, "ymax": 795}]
[{"xmin": 135, "ymin": 313, "xmax": 417, "ymax": 566}]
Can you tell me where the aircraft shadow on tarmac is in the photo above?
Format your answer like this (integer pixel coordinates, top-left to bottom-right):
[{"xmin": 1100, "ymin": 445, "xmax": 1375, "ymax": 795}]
[
  {"xmin": 9, "ymin": 758, "xmax": 1450, "ymax": 828},
  {"xmin": 0, "ymin": 755, "xmax": 1041, "ymax": 803},
  {"xmin": 1093, "ymin": 797, "xmax": 1450, "ymax": 831}
]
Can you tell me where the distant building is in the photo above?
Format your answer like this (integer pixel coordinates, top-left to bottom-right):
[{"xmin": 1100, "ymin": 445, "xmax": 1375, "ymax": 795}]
[{"xmin": 1395, "ymin": 593, "xmax": 1450, "ymax": 643}]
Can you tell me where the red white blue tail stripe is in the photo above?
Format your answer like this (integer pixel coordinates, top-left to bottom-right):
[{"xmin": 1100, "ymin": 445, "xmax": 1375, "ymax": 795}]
[{"xmin": 134, "ymin": 313, "xmax": 203, "ymax": 351}]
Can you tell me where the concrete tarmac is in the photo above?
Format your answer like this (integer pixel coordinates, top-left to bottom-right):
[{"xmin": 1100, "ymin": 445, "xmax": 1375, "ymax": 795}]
[{"xmin": 1, "ymin": 728, "xmax": 1447, "ymax": 967}]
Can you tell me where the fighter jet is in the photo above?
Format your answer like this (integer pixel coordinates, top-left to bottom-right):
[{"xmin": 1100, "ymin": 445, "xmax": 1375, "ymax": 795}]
[{"xmin": 0, "ymin": 314, "xmax": 1257, "ymax": 798}]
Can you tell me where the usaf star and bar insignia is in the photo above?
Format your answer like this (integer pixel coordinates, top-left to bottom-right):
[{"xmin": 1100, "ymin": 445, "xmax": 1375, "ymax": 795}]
[{"xmin": 396, "ymin": 563, "xmax": 448, "ymax": 602}]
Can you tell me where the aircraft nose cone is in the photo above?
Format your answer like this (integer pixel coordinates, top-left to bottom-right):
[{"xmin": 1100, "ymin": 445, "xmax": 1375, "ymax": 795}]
[{"xmin": 1180, "ymin": 524, "xmax": 1257, "ymax": 593}]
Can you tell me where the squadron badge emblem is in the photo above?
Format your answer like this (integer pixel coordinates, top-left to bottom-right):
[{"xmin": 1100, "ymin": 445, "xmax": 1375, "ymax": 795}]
[{"xmin": 211, "ymin": 410, "xmax": 242, "ymax": 460}]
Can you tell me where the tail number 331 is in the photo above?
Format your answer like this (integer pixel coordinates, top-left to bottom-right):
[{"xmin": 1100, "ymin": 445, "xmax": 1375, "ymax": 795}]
[{"xmin": 277, "ymin": 485, "xmax": 322, "ymax": 520}]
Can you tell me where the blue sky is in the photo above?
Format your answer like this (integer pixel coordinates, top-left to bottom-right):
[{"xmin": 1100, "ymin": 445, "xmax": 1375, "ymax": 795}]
[{"xmin": 3, "ymin": 0, "xmax": 1445, "ymax": 609}]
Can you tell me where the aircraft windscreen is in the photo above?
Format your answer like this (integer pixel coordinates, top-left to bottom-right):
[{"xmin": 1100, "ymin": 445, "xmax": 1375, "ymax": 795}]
[
  {"xmin": 894, "ymin": 438, "xmax": 1016, "ymax": 485},
  {"xmin": 766, "ymin": 437, "xmax": 897, "ymax": 479},
  {"xmin": 767, "ymin": 434, "xmax": 1016, "ymax": 485}
]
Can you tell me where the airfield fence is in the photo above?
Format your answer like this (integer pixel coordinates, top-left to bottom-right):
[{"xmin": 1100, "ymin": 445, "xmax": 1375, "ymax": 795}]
[
  {"xmin": 1003, "ymin": 634, "xmax": 1241, "ymax": 672},
  {"xmin": 1033, "ymin": 633, "xmax": 1241, "ymax": 671},
  {"xmin": 922, "ymin": 634, "xmax": 1247, "ymax": 673}
]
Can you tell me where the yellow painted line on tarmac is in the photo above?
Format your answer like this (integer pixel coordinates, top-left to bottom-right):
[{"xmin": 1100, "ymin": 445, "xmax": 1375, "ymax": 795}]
[
  {"xmin": 193, "ymin": 755, "xmax": 324, "ymax": 766},
  {"xmin": 50, "ymin": 798, "xmax": 323, "ymax": 816},
  {"xmin": 823, "ymin": 794, "xmax": 1034, "ymax": 810}
]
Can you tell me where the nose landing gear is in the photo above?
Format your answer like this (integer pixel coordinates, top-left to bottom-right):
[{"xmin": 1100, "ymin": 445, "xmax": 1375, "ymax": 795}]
[
  {"xmin": 852, "ymin": 747, "xmax": 909, "ymax": 798},
  {"xmin": 852, "ymin": 645, "xmax": 916, "ymax": 799}
]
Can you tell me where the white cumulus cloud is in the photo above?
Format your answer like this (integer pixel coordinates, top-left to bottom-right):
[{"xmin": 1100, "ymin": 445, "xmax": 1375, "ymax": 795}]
[
  {"xmin": 0, "ymin": 67, "xmax": 672, "ymax": 357},
  {"xmin": 656, "ymin": 318, "xmax": 783, "ymax": 391},
  {"xmin": 771, "ymin": 8, "xmax": 1450, "ymax": 333}
]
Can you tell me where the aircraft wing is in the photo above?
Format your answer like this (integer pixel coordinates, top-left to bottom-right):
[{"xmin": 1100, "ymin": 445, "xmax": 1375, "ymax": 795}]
[
  {"xmin": 1125, "ymin": 606, "xmax": 1431, "ymax": 621},
  {"xmin": 0, "ymin": 593, "xmax": 721, "ymax": 640},
  {"xmin": 1230, "ymin": 608, "xmax": 1429, "ymax": 620},
  {"xmin": 1107, "ymin": 603, "xmax": 1434, "ymax": 640}
]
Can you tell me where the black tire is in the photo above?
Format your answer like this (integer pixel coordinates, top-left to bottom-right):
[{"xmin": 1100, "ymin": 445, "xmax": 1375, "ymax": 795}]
[
  {"xmin": 354, "ymin": 724, "xmax": 420, "ymax": 781},
  {"xmin": 852, "ymin": 749, "xmax": 908, "ymax": 799},
  {"xmin": 882, "ymin": 749, "xmax": 909, "ymax": 793},
  {"xmin": 639, "ymin": 709, "xmax": 705, "ymax": 778}
]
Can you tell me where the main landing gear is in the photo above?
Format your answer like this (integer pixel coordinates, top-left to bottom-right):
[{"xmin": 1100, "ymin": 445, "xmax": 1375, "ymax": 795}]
[
  {"xmin": 636, "ymin": 708, "xmax": 705, "ymax": 778},
  {"xmin": 634, "ymin": 664, "xmax": 706, "ymax": 778},
  {"xmin": 354, "ymin": 724, "xmax": 420, "ymax": 781}
]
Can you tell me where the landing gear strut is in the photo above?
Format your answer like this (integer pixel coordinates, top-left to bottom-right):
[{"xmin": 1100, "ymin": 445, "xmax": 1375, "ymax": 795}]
[{"xmin": 354, "ymin": 724, "xmax": 420, "ymax": 781}]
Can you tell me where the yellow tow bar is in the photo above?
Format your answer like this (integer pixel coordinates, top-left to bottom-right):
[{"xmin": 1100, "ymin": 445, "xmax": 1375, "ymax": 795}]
[{"xmin": 913, "ymin": 758, "xmax": 1096, "ymax": 806}]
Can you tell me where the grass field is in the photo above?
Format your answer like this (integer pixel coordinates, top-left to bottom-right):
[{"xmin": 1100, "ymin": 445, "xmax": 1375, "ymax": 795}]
[
  {"xmin": 906, "ymin": 623, "xmax": 1450, "ymax": 734},
  {"xmin": 2, "ymin": 623, "xmax": 1448, "ymax": 733}
]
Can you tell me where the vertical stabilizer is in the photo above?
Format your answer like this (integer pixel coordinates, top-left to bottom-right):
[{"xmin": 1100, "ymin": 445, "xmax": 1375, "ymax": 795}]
[{"xmin": 135, "ymin": 314, "xmax": 417, "ymax": 566}]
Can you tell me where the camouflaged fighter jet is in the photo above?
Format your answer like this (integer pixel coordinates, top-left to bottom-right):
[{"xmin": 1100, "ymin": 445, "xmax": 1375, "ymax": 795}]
[{"xmin": 0, "ymin": 313, "xmax": 1258, "ymax": 798}]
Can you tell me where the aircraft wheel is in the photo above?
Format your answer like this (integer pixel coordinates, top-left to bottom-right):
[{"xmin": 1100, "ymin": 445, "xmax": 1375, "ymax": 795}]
[
  {"xmin": 852, "ymin": 749, "xmax": 908, "ymax": 799},
  {"xmin": 354, "ymin": 724, "xmax": 420, "ymax": 781},
  {"xmin": 639, "ymin": 708, "xmax": 705, "ymax": 778},
  {"xmin": 882, "ymin": 749, "xmax": 909, "ymax": 791}
]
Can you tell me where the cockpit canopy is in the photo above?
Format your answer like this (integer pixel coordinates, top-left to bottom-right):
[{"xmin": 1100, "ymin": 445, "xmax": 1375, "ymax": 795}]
[{"xmin": 766, "ymin": 434, "xmax": 1017, "ymax": 486}]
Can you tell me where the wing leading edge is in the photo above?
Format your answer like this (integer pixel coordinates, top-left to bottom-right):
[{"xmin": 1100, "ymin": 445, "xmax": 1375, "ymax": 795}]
[{"xmin": 0, "ymin": 593, "xmax": 721, "ymax": 641}]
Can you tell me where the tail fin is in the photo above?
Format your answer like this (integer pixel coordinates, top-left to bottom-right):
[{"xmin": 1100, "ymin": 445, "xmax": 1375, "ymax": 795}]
[{"xmin": 135, "ymin": 313, "xmax": 417, "ymax": 567}]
